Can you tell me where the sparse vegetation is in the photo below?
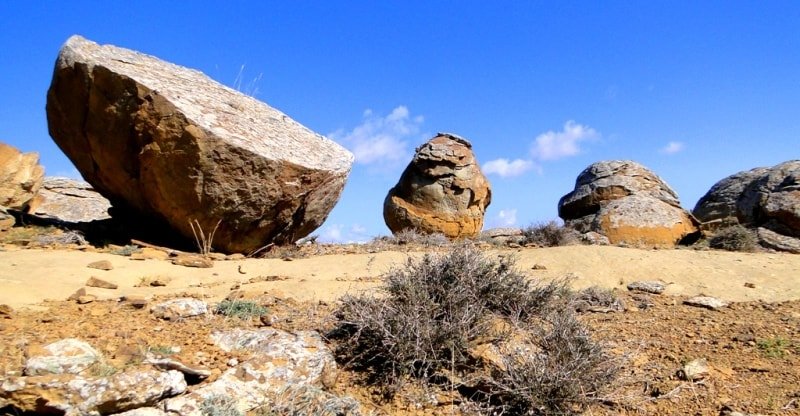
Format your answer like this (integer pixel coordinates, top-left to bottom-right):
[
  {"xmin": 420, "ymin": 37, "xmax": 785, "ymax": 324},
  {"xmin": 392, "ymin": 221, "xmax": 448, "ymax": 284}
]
[
  {"xmin": 200, "ymin": 394, "xmax": 243, "ymax": 416},
  {"xmin": 709, "ymin": 224, "xmax": 758, "ymax": 252},
  {"xmin": 259, "ymin": 385, "xmax": 362, "ymax": 416},
  {"xmin": 521, "ymin": 220, "xmax": 578, "ymax": 247},
  {"xmin": 190, "ymin": 218, "xmax": 221, "ymax": 256},
  {"xmin": 330, "ymin": 243, "xmax": 614, "ymax": 413},
  {"xmin": 380, "ymin": 228, "xmax": 450, "ymax": 247},
  {"xmin": 757, "ymin": 337, "xmax": 792, "ymax": 358},
  {"xmin": 574, "ymin": 286, "xmax": 625, "ymax": 312},
  {"xmin": 216, "ymin": 300, "xmax": 269, "ymax": 320}
]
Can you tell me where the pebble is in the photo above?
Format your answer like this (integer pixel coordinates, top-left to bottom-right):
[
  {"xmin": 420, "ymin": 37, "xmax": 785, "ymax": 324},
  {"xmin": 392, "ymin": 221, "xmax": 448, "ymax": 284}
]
[
  {"xmin": 684, "ymin": 296, "xmax": 728, "ymax": 310},
  {"xmin": 627, "ymin": 281, "xmax": 666, "ymax": 294}
]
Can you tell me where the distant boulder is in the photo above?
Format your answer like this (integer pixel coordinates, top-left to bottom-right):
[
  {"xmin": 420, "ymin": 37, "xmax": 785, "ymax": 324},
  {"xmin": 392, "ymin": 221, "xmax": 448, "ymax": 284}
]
[
  {"xmin": 29, "ymin": 177, "xmax": 111, "ymax": 223},
  {"xmin": 383, "ymin": 133, "xmax": 491, "ymax": 239},
  {"xmin": 46, "ymin": 36, "xmax": 353, "ymax": 253},
  {"xmin": 558, "ymin": 160, "xmax": 699, "ymax": 246},
  {"xmin": 0, "ymin": 142, "xmax": 44, "ymax": 211},
  {"xmin": 694, "ymin": 160, "xmax": 800, "ymax": 250}
]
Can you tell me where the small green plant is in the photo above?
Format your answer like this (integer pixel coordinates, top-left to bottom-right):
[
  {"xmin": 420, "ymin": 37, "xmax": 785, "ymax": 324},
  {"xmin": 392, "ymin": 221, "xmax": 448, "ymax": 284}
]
[
  {"xmin": 200, "ymin": 394, "xmax": 243, "ymax": 416},
  {"xmin": 757, "ymin": 337, "xmax": 792, "ymax": 358},
  {"xmin": 709, "ymin": 224, "xmax": 758, "ymax": 252},
  {"xmin": 521, "ymin": 220, "xmax": 578, "ymax": 247},
  {"xmin": 147, "ymin": 345, "xmax": 177, "ymax": 356},
  {"xmin": 216, "ymin": 300, "xmax": 269, "ymax": 320}
]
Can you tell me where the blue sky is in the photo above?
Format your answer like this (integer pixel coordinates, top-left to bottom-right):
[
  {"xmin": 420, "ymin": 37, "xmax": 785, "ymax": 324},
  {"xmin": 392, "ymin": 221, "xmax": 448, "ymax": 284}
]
[{"xmin": 2, "ymin": 2, "xmax": 799, "ymax": 242}]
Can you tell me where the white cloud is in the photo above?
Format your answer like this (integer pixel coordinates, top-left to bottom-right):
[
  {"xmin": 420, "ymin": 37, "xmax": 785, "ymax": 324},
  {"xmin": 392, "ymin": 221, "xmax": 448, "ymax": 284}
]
[
  {"xmin": 318, "ymin": 223, "xmax": 371, "ymax": 244},
  {"xmin": 660, "ymin": 141, "xmax": 685, "ymax": 155},
  {"xmin": 329, "ymin": 106, "xmax": 425, "ymax": 165},
  {"xmin": 482, "ymin": 158, "xmax": 533, "ymax": 177},
  {"xmin": 495, "ymin": 209, "xmax": 518, "ymax": 227},
  {"xmin": 530, "ymin": 120, "xmax": 599, "ymax": 161}
]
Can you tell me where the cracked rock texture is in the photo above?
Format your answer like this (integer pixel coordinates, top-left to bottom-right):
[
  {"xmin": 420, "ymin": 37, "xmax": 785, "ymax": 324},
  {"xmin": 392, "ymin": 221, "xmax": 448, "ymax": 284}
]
[
  {"xmin": 559, "ymin": 160, "xmax": 699, "ymax": 246},
  {"xmin": 29, "ymin": 177, "xmax": 111, "ymax": 223},
  {"xmin": 46, "ymin": 35, "xmax": 353, "ymax": 253},
  {"xmin": 383, "ymin": 133, "xmax": 491, "ymax": 239},
  {"xmin": 0, "ymin": 142, "xmax": 44, "ymax": 211}
]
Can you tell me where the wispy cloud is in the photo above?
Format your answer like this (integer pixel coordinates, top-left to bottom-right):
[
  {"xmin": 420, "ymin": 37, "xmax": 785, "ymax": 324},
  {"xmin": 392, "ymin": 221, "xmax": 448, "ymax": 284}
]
[
  {"xmin": 495, "ymin": 209, "xmax": 518, "ymax": 227},
  {"xmin": 329, "ymin": 106, "xmax": 425, "ymax": 165},
  {"xmin": 530, "ymin": 120, "xmax": 599, "ymax": 161},
  {"xmin": 318, "ymin": 223, "xmax": 371, "ymax": 244},
  {"xmin": 482, "ymin": 158, "xmax": 533, "ymax": 177},
  {"xmin": 659, "ymin": 141, "xmax": 685, "ymax": 155}
]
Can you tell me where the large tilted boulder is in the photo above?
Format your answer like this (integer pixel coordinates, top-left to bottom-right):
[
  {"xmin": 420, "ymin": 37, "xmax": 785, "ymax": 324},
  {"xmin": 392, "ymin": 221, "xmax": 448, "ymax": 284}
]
[
  {"xmin": 558, "ymin": 160, "xmax": 699, "ymax": 246},
  {"xmin": 383, "ymin": 133, "xmax": 491, "ymax": 239},
  {"xmin": 0, "ymin": 142, "xmax": 44, "ymax": 211},
  {"xmin": 46, "ymin": 35, "xmax": 353, "ymax": 253},
  {"xmin": 694, "ymin": 160, "xmax": 800, "ymax": 251}
]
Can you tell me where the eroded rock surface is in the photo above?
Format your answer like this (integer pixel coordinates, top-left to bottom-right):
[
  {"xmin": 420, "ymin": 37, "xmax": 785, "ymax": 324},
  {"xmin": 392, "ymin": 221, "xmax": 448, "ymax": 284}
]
[
  {"xmin": 558, "ymin": 160, "xmax": 699, "ymax": 246},
  {"xmin": 24, "ymin": 338, "xmax": 100, "ymax": 376},
  {"xmin": 0, "ymin": 142, "xmax": 44, "ymax": 211},
  {"xmin": 30, "ymin": 177, "xmax": 111, "ymax": 223},
  {"xmin": 383, "ymin": 133, "xmax": 491, "ymax": 239},
  {"xmin": 694, "ymin": 160, "xmax": 800, "ymax": 252},
  {"xmin": 46, "ymin": 35, "xmax": 353, "ymax": 253}
]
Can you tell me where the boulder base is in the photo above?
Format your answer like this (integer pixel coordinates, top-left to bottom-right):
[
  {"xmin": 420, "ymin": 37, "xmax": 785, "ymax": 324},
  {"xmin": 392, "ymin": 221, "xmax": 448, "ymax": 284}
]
[
  {"xmin": 0, "ymin": 142, "xmax": 44, "ymax": 211},
  {"xmin": 46, "ymin": 35, "xmax": 353, "ymax": 253}
]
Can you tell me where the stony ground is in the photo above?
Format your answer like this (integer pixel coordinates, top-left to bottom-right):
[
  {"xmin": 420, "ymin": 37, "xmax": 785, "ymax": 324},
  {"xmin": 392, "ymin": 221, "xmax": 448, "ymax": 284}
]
[{"xmin": 1, "ymin": 227, "xmax": 799, "ymax": 415}]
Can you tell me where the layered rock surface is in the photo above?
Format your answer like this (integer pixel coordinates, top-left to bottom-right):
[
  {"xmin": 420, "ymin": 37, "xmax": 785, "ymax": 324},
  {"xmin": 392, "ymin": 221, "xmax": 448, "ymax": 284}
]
[
  {"xmin": 383, "ymin": 133, "xmax": 491, "ymax": 239},
  {"xmin": 0, "ymin": 142, "xmax": 44, "ymax": 211},
  {"xmin": 29, "ymin": 177, "xmax": 111, "ymax": 223},
  {"xmin": 46, "ymin": 35, "xmax": 353, "ymax": 253},
  {"xmin": 694, "ymin": 160, "xmax": 800, "ymax": 251},
  {"xmin": 558, "ymin": 160, "xmax": 698, "ymax": 246}
]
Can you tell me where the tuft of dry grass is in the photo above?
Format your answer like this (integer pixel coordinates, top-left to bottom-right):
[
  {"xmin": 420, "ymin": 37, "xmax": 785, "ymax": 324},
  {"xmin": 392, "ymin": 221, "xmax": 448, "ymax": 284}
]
[
  {"xmin": 521, "ymin": 221, "xmax": 579, "ymax": 247},
  {"xmin": 709, "ymin": 224, "xmax": 758, "ymax": 252}
]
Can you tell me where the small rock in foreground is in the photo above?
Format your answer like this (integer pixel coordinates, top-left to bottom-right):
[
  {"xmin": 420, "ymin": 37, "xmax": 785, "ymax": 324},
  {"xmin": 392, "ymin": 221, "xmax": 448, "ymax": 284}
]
[
  {"xmin": 151, "ymin": 298, "xmax": 208, "ymax": 320},
  {"xmin": 627, "ymin": 281, "xmax": 666, "ymax": 294},
  {"xmin": 86, "ymin": 276, "xmax": 118, "ymax": 289},
  {"xmin": 87, "ymin": 259, "xmax": 113, "ymax": 271},
  {"xmin": 684, "ymin": 296, "xmax": 728, "ymax": 310}
]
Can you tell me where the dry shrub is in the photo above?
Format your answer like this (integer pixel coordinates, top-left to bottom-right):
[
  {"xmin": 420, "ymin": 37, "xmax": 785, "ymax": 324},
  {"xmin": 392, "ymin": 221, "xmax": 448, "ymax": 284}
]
[
  {"xmin": 573, "ymin": 286, "xmax": 625, "ymax": 312},
  {"xmin": 709, "ymin": 224, "xmax": 758, "ymax": 252},
  {"xmin": 383, "ymin": 228, "xmax": 450, "ymax": 247},
  {"xmin": 522, "ymin": 221, "xmax": 578, "ymax": 247},
  {"xmin": 330, "ymin": 243, "xmax": 614, "ymax": 414}
]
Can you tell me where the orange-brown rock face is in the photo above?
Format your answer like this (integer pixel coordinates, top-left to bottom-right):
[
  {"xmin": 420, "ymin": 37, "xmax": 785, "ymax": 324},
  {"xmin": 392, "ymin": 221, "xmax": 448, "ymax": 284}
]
[
  {"xmin": 46, "ymin": 36, "xmax": 353, "ymax": 253},
  {"xmin": 0, "ymin": 142, "xmax": 44, "ymax": 211},
  {"xmin": 383, "ymin": 133, "xmax": 491, "ymax": 239},
  {"xmin": 559, "ymin": 160, "xmax": 699, "ymax": 247}
]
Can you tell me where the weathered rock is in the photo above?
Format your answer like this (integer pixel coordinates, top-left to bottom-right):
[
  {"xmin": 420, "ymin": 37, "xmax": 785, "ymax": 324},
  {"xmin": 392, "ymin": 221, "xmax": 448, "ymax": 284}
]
[
  {"xmin": 581, "ymin": 231, "xmax": 610, "ymax": 245},
  {"xmin": 384, "ymin": 133, "xmax": 491, "ymax": 239},
  {"xmin": 558, "ymin": 160, "xmax": 699, "ymax": 246},
  {"xmin": 479, "ymin": 227, "xmax": 524, "ymax": 245},
  {"xmin": 0, "ymin": 207, "xmax": 13, "ymax": 231},
  {"xmin": 694, "ymin": 161, "xmax": 800, "ymax": 252},
  {"xmin": 679, "ymin": 358, "xmax": 709, "ymax": 381},
  {"xmin": 0, "ymin": 304, "xmax": 13, "ymax": 318},
  {"xmin": 0, "ymin": 142, "xmax": 44, "ymax": 211},
  {"xmin": 163, "ymin": 328, "xmax": 339, "ymax": 414},
  {"xmin": 29, "ymin": 177, "xmax": 111, "ymax": 223},
  {"xmin": 0, "ymin": 369, "xmax": 186, "ymax": 414},
  {"xmin": 47, "ymin": 35, "xmax": 353, "ymax": 253},
  {"xmin": 111, "ymin": 408, "xmax": 170, "ymax": 416},
  {"xmin": 151, "ymin": 298, "xmax": 208, "ymax": 320},
  {"xmin": 693, "ymin": 167, "xmax": 770, "ymax": 225},
  {"xmin": 627, "ymin": 281, "xmax": 666, "ymax": 294},
  {"xmin": 756, "ymin": 227, "xmax": 800, "ymax": 254},
  {"xmin": 171, "ymin": 254, "xmax": 213, "ymax": 268},
  {"xmin": 86, "ymin": 276, "xmax": 118, "ymax": 289},
  {"xmin": 145, "ymin": 357, "xmax": 210, "ymax": 382},
  {"xmin": 24, "ymin": 338, "xmax": 100, "ymax": 375},
  {"xmin": 87, "ymin": 259, "xmax": 113, "ymax": 271},
  {"xmin": 129, "ymin": 247, "xmax": 170, "ymax": 261},
  {"xmin": 684, "ymin": 296, "xmax": 728, "ymax": 310}
]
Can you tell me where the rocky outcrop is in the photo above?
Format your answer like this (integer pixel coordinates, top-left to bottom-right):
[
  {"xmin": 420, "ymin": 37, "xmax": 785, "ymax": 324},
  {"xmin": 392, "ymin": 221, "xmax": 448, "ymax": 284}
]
[
  {"xmin": 24, "ymin": 338, "xmax": 100, "ymax": 376},
  {"xmin": 0, "ymin": 142, "xmax": 44, "ymax": 211},
  {"xmin": 694, "ymin": 161, "xmax": 800, "ymax": 252},
  {"xmin": 163, "ymin": 328, "xmax": 348, "ymax": 414},
  {"xmin": 383, "ymin": 133, "xmax": 491, "ymax": 239},
  {"xmin": 29, "ymin": 177, "xmax": 111, "ymax": 223},
  {"xmin": 46, "ymin": 35, "xmax": 353, "ymax": 253},
  {"xmin": 558, "ymin": 160, "xmax": 699, "ymax": 246},
  {"xmin": 0, "ymin": 369, "xmax": 186, "ymax": 414}
]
